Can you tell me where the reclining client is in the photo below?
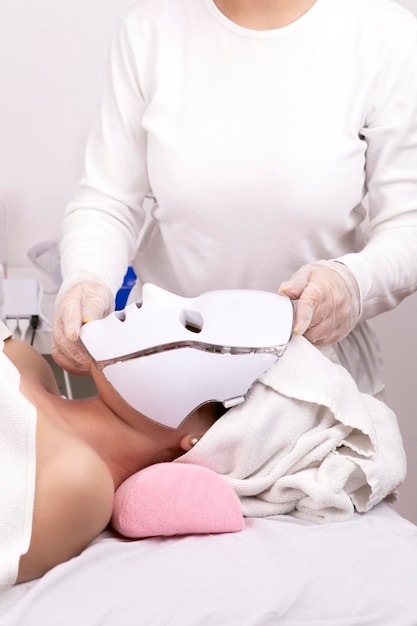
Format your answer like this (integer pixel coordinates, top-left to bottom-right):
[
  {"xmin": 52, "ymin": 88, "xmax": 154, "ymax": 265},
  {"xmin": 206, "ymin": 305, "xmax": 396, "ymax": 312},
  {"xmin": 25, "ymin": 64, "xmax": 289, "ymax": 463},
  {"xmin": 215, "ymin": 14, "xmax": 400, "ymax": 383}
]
[
  {"xmin": 0, "ymin": 322, "xmax": 221, "ymax": 586},
  {"xmin": 0, "ymin": 285, "xmax": 406, "ymax": 588}
]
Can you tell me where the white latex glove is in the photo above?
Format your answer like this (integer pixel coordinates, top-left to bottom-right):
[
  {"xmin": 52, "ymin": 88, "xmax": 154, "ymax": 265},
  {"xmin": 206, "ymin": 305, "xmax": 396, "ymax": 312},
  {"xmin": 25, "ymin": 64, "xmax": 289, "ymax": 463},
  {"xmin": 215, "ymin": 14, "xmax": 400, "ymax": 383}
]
[
  {"xmin": 52, "ymin": 278, "xmax": 114, "ymax": 374},
  {"xmin": 278, "ymin": 260, "xmax": 361, "ymax": 346}
]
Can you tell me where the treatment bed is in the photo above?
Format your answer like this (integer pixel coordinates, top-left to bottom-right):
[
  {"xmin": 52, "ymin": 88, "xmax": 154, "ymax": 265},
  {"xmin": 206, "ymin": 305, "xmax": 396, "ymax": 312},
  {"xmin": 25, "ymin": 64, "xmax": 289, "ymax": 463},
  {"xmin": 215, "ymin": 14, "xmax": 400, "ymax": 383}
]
[{"xmin": 0, "ymin": 502, "xmax": 417, "ymax": 625}]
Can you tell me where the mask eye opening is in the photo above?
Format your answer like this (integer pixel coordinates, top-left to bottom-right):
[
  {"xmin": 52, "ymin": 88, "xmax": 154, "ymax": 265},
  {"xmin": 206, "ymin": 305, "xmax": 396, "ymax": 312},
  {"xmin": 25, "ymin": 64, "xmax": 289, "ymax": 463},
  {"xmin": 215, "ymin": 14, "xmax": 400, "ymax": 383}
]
[{"xmin": 180, "ymin": 309, "xmax": 204, "ymax": 334}]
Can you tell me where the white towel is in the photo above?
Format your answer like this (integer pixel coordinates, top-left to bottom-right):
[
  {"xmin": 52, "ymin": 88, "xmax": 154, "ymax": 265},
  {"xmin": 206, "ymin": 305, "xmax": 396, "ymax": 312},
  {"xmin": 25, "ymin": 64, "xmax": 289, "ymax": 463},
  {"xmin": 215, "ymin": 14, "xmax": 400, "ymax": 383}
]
[
  {"xmin": 176, "ymin": 335, "xmax": 406, "ymax": 522},
  {"xmin": 0, "ymin": 326, "xmax": 37, "ymax": 588}
]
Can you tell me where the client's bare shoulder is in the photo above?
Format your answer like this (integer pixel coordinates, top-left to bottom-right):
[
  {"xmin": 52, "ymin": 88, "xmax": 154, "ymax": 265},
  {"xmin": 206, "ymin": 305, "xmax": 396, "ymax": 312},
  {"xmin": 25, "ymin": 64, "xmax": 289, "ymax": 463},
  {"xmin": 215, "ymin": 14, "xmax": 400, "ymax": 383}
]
[
  {"xmin": 3, "ymin": 338, "xmax": 61, "ymax": 396},
  {"xmin": 1, "ymin": 337, "xmax": 116, "ymax": 584},
  {"xmin": 2, "ymin": 338, "xmax": 113, "ymax": 481}
]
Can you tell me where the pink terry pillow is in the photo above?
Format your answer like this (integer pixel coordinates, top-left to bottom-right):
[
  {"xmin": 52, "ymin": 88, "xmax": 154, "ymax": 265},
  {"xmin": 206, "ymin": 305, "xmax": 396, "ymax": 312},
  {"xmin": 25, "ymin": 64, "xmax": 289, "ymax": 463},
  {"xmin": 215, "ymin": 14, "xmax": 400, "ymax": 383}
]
[{"xmin": 111, "ymin": 462, "xmax": 245, "ymax": 538}]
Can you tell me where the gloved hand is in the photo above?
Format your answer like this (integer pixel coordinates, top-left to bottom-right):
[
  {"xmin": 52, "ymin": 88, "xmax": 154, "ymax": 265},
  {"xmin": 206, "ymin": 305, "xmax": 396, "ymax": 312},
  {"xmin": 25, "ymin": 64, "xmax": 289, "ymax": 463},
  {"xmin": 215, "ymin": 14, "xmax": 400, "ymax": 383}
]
[
  {"xmin": 52, "ymin": 278, "xmax": 114, "ymax": 374},
  {"xmin": 278, "ymin": 260, "xmax": 361, "ymax": 346}
]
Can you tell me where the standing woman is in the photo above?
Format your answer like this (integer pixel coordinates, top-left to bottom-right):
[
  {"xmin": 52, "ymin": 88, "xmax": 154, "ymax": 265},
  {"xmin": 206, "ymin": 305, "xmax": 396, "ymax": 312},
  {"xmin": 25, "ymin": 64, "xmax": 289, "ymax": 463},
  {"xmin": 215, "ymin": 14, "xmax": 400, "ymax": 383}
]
[{"xmin": 53, "ymin": 0, "xmax": 417, "ymax": 397}]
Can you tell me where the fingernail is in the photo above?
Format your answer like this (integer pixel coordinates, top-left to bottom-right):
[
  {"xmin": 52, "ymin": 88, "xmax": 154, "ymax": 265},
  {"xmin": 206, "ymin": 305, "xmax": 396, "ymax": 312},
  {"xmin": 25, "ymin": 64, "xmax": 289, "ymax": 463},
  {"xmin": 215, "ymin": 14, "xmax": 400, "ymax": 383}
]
[
  {"xmin": 294, "ymin": 322, "xmax": 309, "ymax": 335},
  {"xmin": 82, "ymin": 318, "xmax": 91, "ymax": 325},
  {"xmin": 67, "ymin": 328, "xmax": 78, "ymax": 341}
]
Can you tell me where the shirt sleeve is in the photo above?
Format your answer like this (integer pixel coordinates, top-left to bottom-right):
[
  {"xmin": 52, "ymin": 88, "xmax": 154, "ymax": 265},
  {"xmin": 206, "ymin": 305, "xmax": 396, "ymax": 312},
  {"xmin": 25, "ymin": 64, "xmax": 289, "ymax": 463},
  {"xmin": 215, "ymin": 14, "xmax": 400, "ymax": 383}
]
[
  {"xmin": 60, "ymin": 13, "xmax": 151, "ymax": 293},
  {"xmin": 337, "ymin": 31, "xmax": 417, "ymax": 321}
]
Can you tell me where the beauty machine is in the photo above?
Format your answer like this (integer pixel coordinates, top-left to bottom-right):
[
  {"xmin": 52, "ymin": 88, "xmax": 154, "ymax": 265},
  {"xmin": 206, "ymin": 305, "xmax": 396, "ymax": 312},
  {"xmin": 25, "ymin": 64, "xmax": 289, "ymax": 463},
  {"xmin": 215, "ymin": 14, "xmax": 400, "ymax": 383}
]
[{"xmin": 80, "ymin": 283, "xmax": 294, "ymax": 428}]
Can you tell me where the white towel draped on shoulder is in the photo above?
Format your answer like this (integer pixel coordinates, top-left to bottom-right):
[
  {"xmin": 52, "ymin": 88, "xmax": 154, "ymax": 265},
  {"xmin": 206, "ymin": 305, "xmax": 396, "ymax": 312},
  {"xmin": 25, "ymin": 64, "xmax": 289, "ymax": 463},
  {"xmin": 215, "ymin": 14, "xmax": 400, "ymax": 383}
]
[
  {"xmin": 176, "ymin": 335, "xmax": 406, "ymax": 522},
  {"xmin": 0, "ymin": 327, "xmax": 37, "ymax": 588}
]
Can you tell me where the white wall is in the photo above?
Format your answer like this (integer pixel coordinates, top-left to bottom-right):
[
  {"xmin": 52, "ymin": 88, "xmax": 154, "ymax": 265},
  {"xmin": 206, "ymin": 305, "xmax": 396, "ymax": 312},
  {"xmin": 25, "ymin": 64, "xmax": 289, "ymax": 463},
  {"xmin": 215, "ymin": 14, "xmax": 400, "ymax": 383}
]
[
  {"xmin": 1, "ymin": 0, "xmax": 417, "ymax": 522},
  {"xmin": 396, "ymin": 0, "xmax": 417, "ymax": 12},
  {"xmin": 0, "ymin": 0, "xmax": 134, "ymax": 265}
]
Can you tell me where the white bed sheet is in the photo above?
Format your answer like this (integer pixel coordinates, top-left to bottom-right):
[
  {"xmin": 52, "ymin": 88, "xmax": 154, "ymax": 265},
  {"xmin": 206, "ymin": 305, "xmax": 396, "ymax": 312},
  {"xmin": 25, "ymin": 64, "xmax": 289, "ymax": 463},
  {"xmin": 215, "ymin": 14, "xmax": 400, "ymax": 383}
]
[{"xmin": 0, "ymin": 503, "xmax": 416, "ymax": 625}]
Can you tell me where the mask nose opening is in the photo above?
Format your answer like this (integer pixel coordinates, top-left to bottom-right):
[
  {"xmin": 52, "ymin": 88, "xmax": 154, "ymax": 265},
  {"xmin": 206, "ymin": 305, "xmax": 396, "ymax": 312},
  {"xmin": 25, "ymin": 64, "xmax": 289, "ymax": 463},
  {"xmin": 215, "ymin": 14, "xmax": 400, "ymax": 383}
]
[{"xmin": 180, "ymin": 309, "xmax": 204, "ymax": 334}]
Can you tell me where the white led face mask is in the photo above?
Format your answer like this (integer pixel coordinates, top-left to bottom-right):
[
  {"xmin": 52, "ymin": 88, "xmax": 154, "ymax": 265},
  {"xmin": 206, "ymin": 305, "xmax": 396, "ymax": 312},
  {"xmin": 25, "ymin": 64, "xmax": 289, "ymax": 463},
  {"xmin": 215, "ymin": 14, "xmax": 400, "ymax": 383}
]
[{"xmin": 80, "ymin": 283, "xmax": 294, "ymax": 428}]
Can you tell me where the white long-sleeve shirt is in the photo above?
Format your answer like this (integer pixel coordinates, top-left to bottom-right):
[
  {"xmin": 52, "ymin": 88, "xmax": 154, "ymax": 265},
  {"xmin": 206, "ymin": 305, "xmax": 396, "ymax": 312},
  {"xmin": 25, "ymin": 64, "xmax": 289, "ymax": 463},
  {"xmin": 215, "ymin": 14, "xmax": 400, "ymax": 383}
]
[{"xmin": 61, "ymin": 0, "xmax": 417, "ymax": 393}]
